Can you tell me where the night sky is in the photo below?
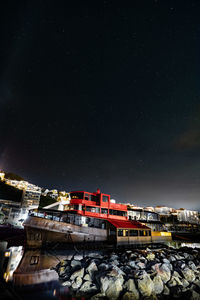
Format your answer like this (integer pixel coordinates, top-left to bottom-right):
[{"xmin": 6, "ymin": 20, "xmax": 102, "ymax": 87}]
[{"xmin": 1, "ymin": 1, "xmax": 200, "ymax": 210}]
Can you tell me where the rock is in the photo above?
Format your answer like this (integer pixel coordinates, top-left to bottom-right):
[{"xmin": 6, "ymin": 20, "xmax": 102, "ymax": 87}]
[
  {"xmin": 190, "ymin": 290, "xmax": 200, "ymax": 300},
  {"xmin": 151, "ymin": 263, "xmax": 162, "ymax": 272},
  {"xmin": 122, "ymin": 265, "xmax": 132, "ymax": 274},
  {"xmin": 78, "ymin": 280, "xmax": 97, "ymax": 294},
  {"xmin": 130, "ymin": 253, "xmax": 138, "ymax": 259},
  {"xmin": 175, "ymin": 254, "xmax": 185, "ymax": 260},
  {"xmin": 167, "ymin": 275, "xmax": 183, "ymax": 287},
  {"xmin": 181, "ymin": 278, "xmax": 190, "ymax": 288},
  {"xmin": 137, "ymin": 273, "xmax": 154, "ymax": 297},
  {"xmin": 111, "ymin": 259, "xmax": 120, "ymax": 266},
  {"xmin": 163, "ymin": 285, "xmax": 170, "ymax": 295},
  {"xmin": 107, "ymin": 265, "xmax": 125, "ymax": 277},
  {"xmin": 125, "ymin": 279, "xmax": 139, "ymax": 299},
  {"xmin": 58, "ymin": 267, "xmax": 65, "ymax": 276},
  {"xmin": 86, "ymin": 261, "xmax": 98, "ymax": 277},
  {"xmin": 100, "ymin": 276, "xmax": 110, "ymax": 294},
  {"xmin": 70, "ymin": 268, "xmax": 84, "ymax": 280},
  {"xmin": 162, "ymin": 258, "xmax": 170, "ymax": 264},
  {"xmin": 173, "ymin": 271, "xmax": 182, "ymax": 278},
  {"xmin": 105, "ymin": 277, "xmax": 123, "ymax": 300},
  {"xmin": 182, "ymin": 268, "xmax": 196, "ymax": 282},
  {"xmin": 169, "ymin": 255, "xmax": 176, "ymax": 262},
  {"xmin": 194, "ymin": 280, "xmax": 200, "ymax": 289},
  {"xmin": 146, "ymin": 253, "xmax": 155, "ymax": 261},
  {"xmin": 91, "ymin": 293, "xmax": 107, "ymax": 300},
  {"xmin": 98, "ymin": 263, "xmax": 109, "ymax": 271},
  {"xmin": 136, "ymin": 262, "xmax": 146, "ymax": 269},
  {"xmin": 128, "ymin": 261, "xmax": 136, "ymax": 268},
  {"xmin": 153, "ymin": 275, "xmax": 164, "ymax": 294},
  {"xmin": 122, "ymin": 292, "xmax": 139, "ymax": 300},
  {"xmin": 153, "ymin": 263, "xmax": 171, "ymax": 283},
  {"xmin": 73, "ymin": 254, "xmax": 83, "ymax": 261},
  {"xmin": 72, "ymin": 276, "xmax": 82, "ymax": 290},
  {"xmin": 183, "ymin": 252, "xmax": 190, "ymax": 260},
  {"xmin": 62, "ymin": 280, "xmax": 71, "ymax": 287},
  {"xmin": 71, "ymin": 259, "xmax": 81, "ymax": 268},
  {"xmin": 110, "ymin": 254, "xmax": 119, "ymax": 261},
  {"xmin": 60, "ymin": 260, "xmax": 68, "ymax": 267},
  {"xmin": 83, "ymin": 273, "xmax": 92, "ymax": 281},
  {"xmin": 188, "ymin": 261, "xmax": 197, "ymax": 270}
]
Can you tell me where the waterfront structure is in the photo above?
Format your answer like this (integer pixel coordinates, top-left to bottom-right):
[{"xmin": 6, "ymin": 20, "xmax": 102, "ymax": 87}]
[
  {"xmin": 23, "ymin": 189, "xmax": 171, "ymax": 248},
  {"xmin": 21, "ymin": 189, "xmax": 41, "ymax": 208}
]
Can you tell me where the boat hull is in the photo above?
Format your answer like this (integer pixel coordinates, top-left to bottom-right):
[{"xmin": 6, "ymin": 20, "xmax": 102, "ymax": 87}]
[{"xmin": 24, "ymin": 216, "xmax": 107, "ymax": 248}]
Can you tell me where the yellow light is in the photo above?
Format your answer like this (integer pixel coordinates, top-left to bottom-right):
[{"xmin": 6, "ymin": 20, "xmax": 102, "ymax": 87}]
[
  {"xmin": 4, "ymin": 251, "xmax": 10, "ymax": 257},
  {"xmin": 3, "ymin": 273, "xmax": 7, "ymax": 279}
]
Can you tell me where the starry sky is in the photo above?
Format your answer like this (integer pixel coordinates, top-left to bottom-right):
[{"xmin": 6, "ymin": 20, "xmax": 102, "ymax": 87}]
[{"xmin": 1, "ymin": 0, "xmax": 200, "ymax": 210}]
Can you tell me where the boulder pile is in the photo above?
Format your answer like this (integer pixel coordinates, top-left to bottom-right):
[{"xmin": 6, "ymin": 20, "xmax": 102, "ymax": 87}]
[{"xmin": 54, "ymin": 247, "xmax": 200, "ymax": 299}]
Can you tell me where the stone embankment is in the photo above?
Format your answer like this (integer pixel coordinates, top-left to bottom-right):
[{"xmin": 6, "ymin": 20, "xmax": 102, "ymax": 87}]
[{"xmin": 54, "ymin": 247, "xmax": 200, "ymax": 299}]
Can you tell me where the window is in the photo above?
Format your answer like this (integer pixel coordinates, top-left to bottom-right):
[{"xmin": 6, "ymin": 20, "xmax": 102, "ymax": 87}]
[
  {"xmin": 130, "ymin": 230, "xmax": 138, "ymax": 236},
  {"xmin": 69, "ymin": 204, "xmax": 79, "ymax": 210},
  {"xmin": 101, "ymin": 208, "xmax": 108, "ymax": 214},
  {"xmin": 70, "ymin": 192, "xmax": 84, "ymax": 200},
  {"xmin": 86, "ymin": 206, "xmax": 100, "ymax": 213},
  {"xmin": 102, "ymin": 195, "xmax": 108, "ymax": 202},
  {"xmin": 139, "ymin": 230, "xmax": 148, "ymax": 236},
  {"xmin": 123, "ymin": 230, "xmax": 129, "ymax": 237},
  {"xmin": 84, "ymin": 193, "xmax": 89, "ymax": 200},
  {"xmin": 30, "ymin": 256, "xmax": 39, "ymax": 265},
  {"xmin": 118, "ymin": 229, "xmax": 123, "ymax": 236},
  {"xmin": 109, "ymin": 209, "xmax": 127, "ymax": 217}
]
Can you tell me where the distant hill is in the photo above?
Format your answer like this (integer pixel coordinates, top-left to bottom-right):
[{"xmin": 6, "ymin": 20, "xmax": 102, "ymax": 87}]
[
  {"xmin": 5, "ymin": 172, "xmax": 24, "ymax": 181},
  {"xmin": 0, "ymin": 181, "xmax": 23, "ymax": 202}
]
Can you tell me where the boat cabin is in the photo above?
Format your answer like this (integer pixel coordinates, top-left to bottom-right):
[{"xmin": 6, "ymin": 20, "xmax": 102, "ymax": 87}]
[{"xmin": 68, "ymin": 189, "xmax": 128, "ymax": 220}]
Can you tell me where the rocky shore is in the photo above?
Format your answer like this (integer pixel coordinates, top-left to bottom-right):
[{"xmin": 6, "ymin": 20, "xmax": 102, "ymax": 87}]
[{"xmin": 55, "ymin": 247, "xmax": 200, "ymax": 299}]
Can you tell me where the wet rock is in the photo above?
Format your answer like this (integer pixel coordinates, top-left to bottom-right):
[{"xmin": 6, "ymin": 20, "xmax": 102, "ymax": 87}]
[
  {"xmin": 125, "ymin": 279, "xmax": 139, "ymax": 299},
  {"xmin": 188, "ymin": 261, "xmax": 197, "ymax": 270},
  {"xmin": 182, "ymin": 268, "xmax": 196, "ymax": 282},
  {"xmin": 153, "ymin": 275, "xmax": 164, "ymax": 294},
  {"xmin": 71, "ymin": 259, "xmax": 81, "ymax": 268},
  {"xmin": 181, "ymin": 278, "xmax": 190, "ymax": 288},
  {"xmin": 110, "ymin": 254, "xmax": 119, "ymax": 261},
  {"xmin": 110, "ymin": 259, "xmax": 120, "ymax": 266},
  {"xmin": 86, "ymin": 261, "xmax": 98, "ymax": 277},
  {"xmin": 175, "ymin": 254, "xmax": 185, "ymax": 260},
  {"xmin": 70, "ymin": 268, "xmax": 84, "ymax": 281},
  {"xmin": 122, "ymin": 291, "xmax": 139, "ymax": 300},
  {"xmin": 162, "ymin": 258, "xmax": 170, "ymax": 264},
  {"xmin": 147, "ymin": 253, "xmax": 155, "ymax": 261},
  {"xmin": 83, "ymin": 273, "xmax": 92, "ymax": 281},
  {"xmin": 73, "ymin": 254, "xmax": 83, "ymax": 261},
  {"xmin": 189, "ymin": 290, "xmax": 200, "ymax": 300},
  {"xmin": 167, "ymin": 275, "xmax": 183, "ymax": 287},
  {"xmin": 91, "ymin": 293, "xmax": 107, "ymax": 300},
  {"xmin": 78, "ymin": 280, "xmax": 97, "ymax": 294},
  {"xmin": 122, "ymin": 265, "xmax": 132, "ymax": 274},
  {"xmin": 163, "ymin": 285, "xmax": 170, "ymax": 295},
  {"xmin": 62, "ymin": 280, "xmax": 71, "ymax": 287},
  {"xmin": 136, "ymin": 262, "xmax": 146, "ymax": 269},
  {"xmin": 59, "ymin": 266, "xmax": 66, "ymax": 276},
  {"xmin": 153, "ymin": 263, "xmax": 171, "ymax": 283},
  {"xmin": 128, "ymin": 261, "xmax": 136, "ymax": 268},
  {"xmin": 137, "ymin": 273, "xmax": 154, "ymax": 297},
  {"xmin": 98, "ymin": 263, "xmax": 109, "ymax": 271},
  {"xmin": 107, "ymin": 265, "xmax": 125, "ymax": 277},
  {"xmin": 173, "ymin": 271, "xmax": 182, "ymax": 278},
  {"xmin": 105, "ymin": 277, "xmax": 123, "ymax": 300},
  {"xmin": 169, "ymin": 255, "xmax": 176, "ymax": 262},
  {"xmin": 72, "ymin": 276, "xmax": 82, "ymax": 290}
]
